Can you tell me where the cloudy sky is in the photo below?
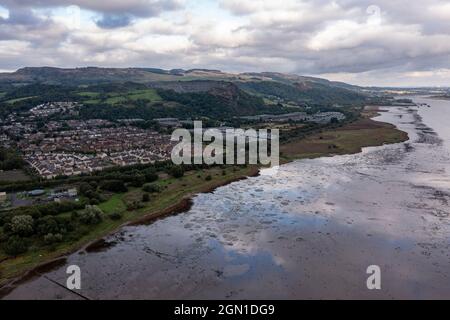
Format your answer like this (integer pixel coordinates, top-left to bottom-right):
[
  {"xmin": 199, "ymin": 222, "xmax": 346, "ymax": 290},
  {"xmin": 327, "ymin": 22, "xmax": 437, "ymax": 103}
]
[{"xmin": 1, "ymin": 0, "xmax": 450, "ymax": 87}]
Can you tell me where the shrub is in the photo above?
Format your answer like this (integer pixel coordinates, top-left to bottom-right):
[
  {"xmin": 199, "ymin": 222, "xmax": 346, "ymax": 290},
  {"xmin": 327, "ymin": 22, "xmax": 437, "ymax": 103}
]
[
  {"xmin": 99, "ymin": 180, "xmax": 128, "ymax": 193},
  {"xmin": 89, "ymin": 198, "xmax": 100, "ymax": 205},
  {"xmin": 85, "ymin": 190, "xmax": 101, "ymax": 201},
  {"xmin": 2, "ymin": 222, "xmax": 12, "ymax": 233},
  {"xmin": 144, "ymin": 171, "xmax": 158, "ymax": 183},
  {"xmin": 168, "ymin": 166, "xmax": 184, "ymax": 178},
  {"xmin": 129, "ymin": 174, "xmax": 145, "ymax": 187},
  {"xmin": 36, "ymin": 216, "xmax": 59, "ymax": 236},
  {"xmin": 10, "ymin": 215, "xmax": 34, "ymax": 236},
  {"xmin": 78, "ymin": 182, "xmax": 94, "ymax": 196},
  {"xmin": 79, "ymin": 205, "xmax": 103, "ymax": 225},
  {"xmin": 55, "ymin": 216, "xmax": 74, "ymax": 233},
  {"xmin": 0, "ymin": 213, "xmax": 13, "ymax": 227},
  {"xmin": 38, "ymin": 201, "xmax": 85, "ymax": 217},
  {"xmin": 43, "ymin": 233, "xmax": 63, "ymax": 245},
  {"xmin": 3, "ymin": 236, "xmax": 29, "ymax": 256},
  {"xmin": 142, "ymin": 183, "xmax": 162, "ymax": 193},
  {"xmin": 205, "ymin": 175, "xmax": 212, "ymax": 181},
  {"xmin": 126, "ymin": 201, "xmax": 144, "ymax": 211},
  {"xmin": 108, "ymin": 211, "xmax": 123, "ymax": 221}
]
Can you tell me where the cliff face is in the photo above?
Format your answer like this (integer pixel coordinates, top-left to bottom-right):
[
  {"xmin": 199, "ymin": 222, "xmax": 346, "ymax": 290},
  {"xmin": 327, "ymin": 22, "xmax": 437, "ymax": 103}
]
[{"xmin": 154, "ymin": 81, "xmax": 267, "ymax": 117}]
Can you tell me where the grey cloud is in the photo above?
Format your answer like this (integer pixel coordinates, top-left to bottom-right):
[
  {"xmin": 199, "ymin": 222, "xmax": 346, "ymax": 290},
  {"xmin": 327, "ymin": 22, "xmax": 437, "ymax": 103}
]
[
  {"xmin": 95, "ymin": 14, "xmax": 132, "ymax": 29},
  {"xmin": 213, "ymin": 0, "xmax": 450, "ymax": 78},
  {"xmin": 1, "ymin": 0, "xmax": 183, "ymax": 14},
  {"xmin": 0, "ymin": 5, "xmax": 43, "ymax": 26},
  {"xmin": 1, "ymin": 0, "xmax": 183, "ymax": 26}
]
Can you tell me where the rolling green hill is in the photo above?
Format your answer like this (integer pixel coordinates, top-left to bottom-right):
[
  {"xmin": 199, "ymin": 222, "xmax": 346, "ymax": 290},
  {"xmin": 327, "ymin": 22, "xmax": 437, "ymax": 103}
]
[{"xmin": 0, "ymin": 67, "xmax": 369, "ymax": 121}]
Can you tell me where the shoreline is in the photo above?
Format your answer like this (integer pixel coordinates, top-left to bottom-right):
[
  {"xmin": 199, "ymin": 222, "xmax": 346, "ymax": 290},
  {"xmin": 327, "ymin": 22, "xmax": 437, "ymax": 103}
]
[{"xmin": 0, "ymin": 107, "xmax": 409, "ymax": 295}]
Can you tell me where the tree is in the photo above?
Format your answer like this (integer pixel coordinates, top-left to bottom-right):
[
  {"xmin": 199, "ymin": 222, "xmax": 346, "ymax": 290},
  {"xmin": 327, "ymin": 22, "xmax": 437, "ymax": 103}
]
[
  {"xmin": 10, "ymin": 215, "xmax": 34, "ymax": 236},
  {"xmin": 130, "ymin": 174, "xmax": 145, "ymax": 187},
  {"xmin": 168, "ymin": 165, "xmax": 184, "ymax": 178},
  {"xmin": 144, "ymin": 171, "xmax": 158, "ymax": 183},
  {"xmin": 79, "ymin": 205, "xmax": 103, "ymax": 225},
  {"xmin": 43, "ymin": 233, "xmax": 63, "ymax": 245},
  {"xmin": 0, "ymin": 148, "xmax": 25, "ymax": 171},
  {"xmin": 142, "ymin": 183, "xmax": 162, "ymax": 193},
  {"xmin": 99, "ymin": 180, "xmax": 128, "ymax": 193},
  {"xmin": 126, "ymin": 201, "xmax": 144, "ymax": 211},
  {"xmin": 36, "ymin": 216, "xmax": 60, "ymax": 236},
  {"xmin": 78, "ymin": 182, "xmax": 94, "ymax": 196},
  {"xmin": 3, "ymin": 236, "xmax": 29, "ymax": 256}
]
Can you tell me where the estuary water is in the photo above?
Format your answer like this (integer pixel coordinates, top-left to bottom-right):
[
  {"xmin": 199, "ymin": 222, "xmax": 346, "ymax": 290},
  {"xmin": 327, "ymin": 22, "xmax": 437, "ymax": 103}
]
[{"xmin": 3, "ymin": 96, "xmax": 450, "ymax": 299}]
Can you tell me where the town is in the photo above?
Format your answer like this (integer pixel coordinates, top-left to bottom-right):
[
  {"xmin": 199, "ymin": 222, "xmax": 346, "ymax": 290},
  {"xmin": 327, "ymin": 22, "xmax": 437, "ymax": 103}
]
[
  {"xmin": 20, "ymin": 125, "xmax": 175, "ymax": 179},
  {"xmin": 0, "ymin": 102, "xmax": 180, "ymax": 178}
]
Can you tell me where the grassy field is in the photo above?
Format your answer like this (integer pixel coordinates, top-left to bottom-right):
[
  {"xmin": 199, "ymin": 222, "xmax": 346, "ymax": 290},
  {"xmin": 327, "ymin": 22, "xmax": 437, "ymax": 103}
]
[
  {"xmin": 98, "ymin": 193, "xmax": 126, "ymax": 213},
  {"xmin": 5, "ymin": 96, "xmax": 37, "ymax": 104},
  {"xmin": 0, "ymin": 170, "xmax": 31, "ymax": 182},
  {"xmin": 280, "ymin": 114, "xmax": 408, "ymax": 161},
  {"xmin": 77, "ymin": 92, "xmax": 99, "ymax": 98},
  {"xmin": 81, "ymin": 89, "xmax": 162, "ymax": 105},
  {"xmin": 127, "ymin": 89, "xmax": 162, "ymax": 101}
]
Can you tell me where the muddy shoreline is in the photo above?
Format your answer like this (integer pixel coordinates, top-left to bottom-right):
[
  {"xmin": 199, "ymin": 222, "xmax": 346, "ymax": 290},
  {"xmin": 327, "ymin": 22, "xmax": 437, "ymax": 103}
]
[{"xmin": 0, "ymin": 257, "xmax": 68, "ymax": 298}]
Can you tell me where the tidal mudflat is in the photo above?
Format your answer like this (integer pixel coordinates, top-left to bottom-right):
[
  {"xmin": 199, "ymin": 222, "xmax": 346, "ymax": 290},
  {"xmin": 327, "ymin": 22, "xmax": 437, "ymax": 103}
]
[{"xmin": 3, "ymin": 97, "xmax": 450, "ymax": 299}]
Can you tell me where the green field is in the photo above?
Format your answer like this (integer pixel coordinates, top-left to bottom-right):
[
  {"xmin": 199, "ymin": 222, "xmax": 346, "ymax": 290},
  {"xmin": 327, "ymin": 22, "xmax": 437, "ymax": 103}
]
[
  {"xmin": 5, "ymin": 96, "xmax": 37, "ymax": 104},
  {"xmin": 77, "ymin": 91, "xmax": 100, "ymax": 98},
  {"xmin": 280, "ymin": 113, "xmax": 408, "ymax": 161},
  {"xmin": 98, "ymin": 193, "xmax": 126, "ymax": 213},
  {"xmin": 104, "ymin": 96, "xmax": 127, "ymax": 104},
  {"xmin": 0, "ymin": 170, "xmax": 31, "ymax": 182},
  {"xmin": 127, "ymin": 89, "xmax": 162, "ymax": 101},
  {"xmin": 82, "ymin": 89, "xmax": 161, "ymax": 105}
]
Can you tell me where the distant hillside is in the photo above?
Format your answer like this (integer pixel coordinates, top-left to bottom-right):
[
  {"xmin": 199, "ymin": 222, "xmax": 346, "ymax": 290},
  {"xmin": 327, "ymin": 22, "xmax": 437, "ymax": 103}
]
[
  {"xmin": 0, "ymin": 67, "xmax": 179, "ymax": 84},
  {"xmin": 154, "ymin": 81, "xmax": 273, "ymax": 118},
  {"xmin": 0, "ymin": 67, "xmax": 249, "ymax": 85},
  {"xmin": 0, "ymin": 67, "xmax": 368, "ymax": 120},
  {"xmin": 0, "ymin": 67, "xmax": 363, "ymax": 89},
  {"xmin": 237, "ymin": 80, "xmax": 366, "ymax": 107}
]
